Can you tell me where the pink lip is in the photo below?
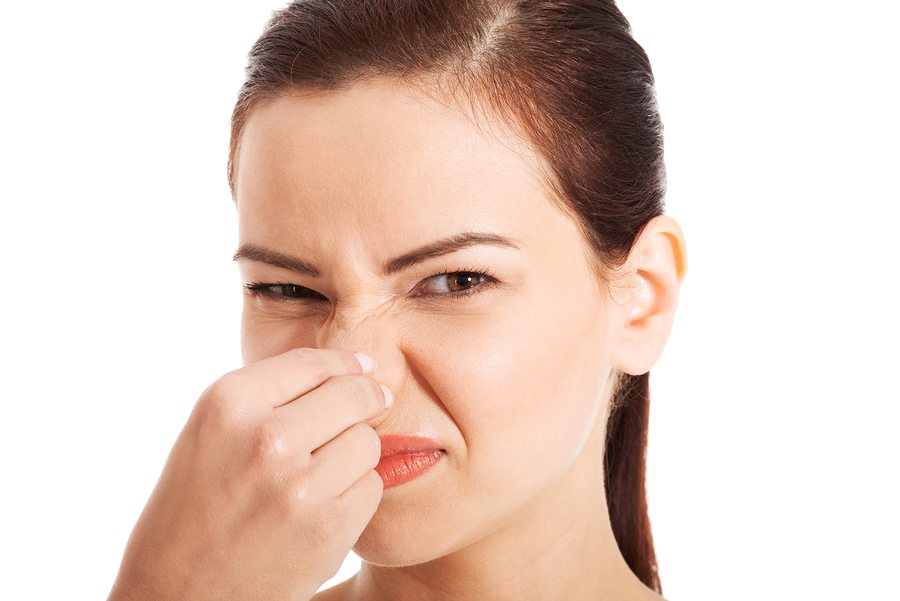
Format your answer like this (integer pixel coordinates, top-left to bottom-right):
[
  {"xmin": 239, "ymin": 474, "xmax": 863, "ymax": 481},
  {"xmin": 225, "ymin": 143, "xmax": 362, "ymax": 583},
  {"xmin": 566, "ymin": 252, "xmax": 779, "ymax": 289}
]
[{"xmin": 376, "ymin": 435, "xmax": 444, "ymax": 489}]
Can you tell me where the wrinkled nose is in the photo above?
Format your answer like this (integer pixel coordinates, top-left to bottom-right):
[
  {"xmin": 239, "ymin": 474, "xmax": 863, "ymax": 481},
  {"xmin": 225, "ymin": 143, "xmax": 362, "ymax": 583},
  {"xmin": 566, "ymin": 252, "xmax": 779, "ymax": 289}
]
[{"xmin": 316, "ymin": 299, "xmax": 406, "ymax": 403}]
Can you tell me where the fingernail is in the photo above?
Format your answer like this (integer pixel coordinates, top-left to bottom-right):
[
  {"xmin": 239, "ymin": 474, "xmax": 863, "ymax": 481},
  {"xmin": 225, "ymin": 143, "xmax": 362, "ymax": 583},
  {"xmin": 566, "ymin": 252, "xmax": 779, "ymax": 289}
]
[
  {"xmin": 380, "ymin": 384, "xmax": 394, "ymax": 408},
  {"xmin": 354, "ymin": 352, "xmax": 377, "ymax": 374}
]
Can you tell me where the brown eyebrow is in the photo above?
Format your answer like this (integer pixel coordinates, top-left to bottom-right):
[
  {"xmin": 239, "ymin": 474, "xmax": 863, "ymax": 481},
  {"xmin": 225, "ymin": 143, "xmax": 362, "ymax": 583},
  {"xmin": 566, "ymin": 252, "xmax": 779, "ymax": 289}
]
[
  {"xmin": 233, "ymin": 245, "xmax": 320, "ymax": 276},
  {"xmin": 233, "ymin": 232, "xmax": 519, "ymax": 276},
  {"xmin": 383, "ymin": 232, "xmax": 520, "ymax": 275}
]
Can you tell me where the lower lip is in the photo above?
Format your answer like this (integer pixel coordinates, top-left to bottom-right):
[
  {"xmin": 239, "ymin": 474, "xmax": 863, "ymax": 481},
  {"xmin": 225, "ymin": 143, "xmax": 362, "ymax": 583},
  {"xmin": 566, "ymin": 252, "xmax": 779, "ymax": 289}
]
[{"xmin": 376, "ymin": 450, "xmax": 444, "ymax": 489}]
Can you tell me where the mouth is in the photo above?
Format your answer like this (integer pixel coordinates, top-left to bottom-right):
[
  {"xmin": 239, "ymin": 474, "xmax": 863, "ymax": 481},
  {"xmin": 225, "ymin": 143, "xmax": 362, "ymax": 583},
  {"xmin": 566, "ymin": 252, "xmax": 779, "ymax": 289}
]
[{"xmin": 376, "ymin": 434, "xmax": 445, "ymax": 489}]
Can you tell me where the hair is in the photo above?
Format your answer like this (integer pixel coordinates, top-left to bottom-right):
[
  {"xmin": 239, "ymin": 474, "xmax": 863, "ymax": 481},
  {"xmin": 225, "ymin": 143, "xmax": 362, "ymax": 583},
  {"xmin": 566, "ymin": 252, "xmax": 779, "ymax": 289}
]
[{"xmin": 228, "ymin": 0, "xmax": 665, "ymax": 593}]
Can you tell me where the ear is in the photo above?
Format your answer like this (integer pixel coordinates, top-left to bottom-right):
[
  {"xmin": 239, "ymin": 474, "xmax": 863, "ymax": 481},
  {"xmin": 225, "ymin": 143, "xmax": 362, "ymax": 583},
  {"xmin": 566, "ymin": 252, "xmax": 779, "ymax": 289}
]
[{"xmin": 609, "ymin": 215, "xmax": 688, "ymax": 376}]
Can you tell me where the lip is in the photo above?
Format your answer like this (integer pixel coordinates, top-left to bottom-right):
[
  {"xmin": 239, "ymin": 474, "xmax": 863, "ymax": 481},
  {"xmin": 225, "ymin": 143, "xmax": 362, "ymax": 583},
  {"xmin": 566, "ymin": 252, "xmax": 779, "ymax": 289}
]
[{"xmin": 376, "ymin": 434, "xmax": 444, "ymax": 489}]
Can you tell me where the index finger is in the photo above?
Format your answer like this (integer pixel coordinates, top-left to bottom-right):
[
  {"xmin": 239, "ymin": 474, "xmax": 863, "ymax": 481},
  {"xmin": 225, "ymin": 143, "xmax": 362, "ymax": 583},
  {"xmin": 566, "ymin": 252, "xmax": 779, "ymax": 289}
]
[{"xmin": 211, "ymin": 348, "xmax": 376, "ymax": 410}]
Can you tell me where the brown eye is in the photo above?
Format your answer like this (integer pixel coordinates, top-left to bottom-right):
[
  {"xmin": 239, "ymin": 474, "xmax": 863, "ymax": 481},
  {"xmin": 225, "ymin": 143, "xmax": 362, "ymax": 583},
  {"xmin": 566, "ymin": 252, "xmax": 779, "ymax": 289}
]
[
  {"xmin": 447, "ymin": 273, "xmax": 480, "ymax": 292},
  {"xmin": 276, "ymin": 284, "xmax": 320, "ymax": 298},
  {"xmin": 416, "ymin": 270, "xmax": 494, "ymax": 298}
]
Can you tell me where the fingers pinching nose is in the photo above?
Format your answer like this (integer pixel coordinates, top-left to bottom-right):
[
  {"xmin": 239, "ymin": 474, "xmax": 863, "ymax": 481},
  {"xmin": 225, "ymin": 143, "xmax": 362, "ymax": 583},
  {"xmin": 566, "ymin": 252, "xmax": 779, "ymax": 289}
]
[
  {"xmin": 354, "ymin": 352, "xmax": 377, "ymax": 374},
  {"xmin": 380, "ymin": 384, "xmax": 394, "ymax": 408},
  {"xmin": 353, "ymin": 353, "xmax": 392, "ymax": 408}
]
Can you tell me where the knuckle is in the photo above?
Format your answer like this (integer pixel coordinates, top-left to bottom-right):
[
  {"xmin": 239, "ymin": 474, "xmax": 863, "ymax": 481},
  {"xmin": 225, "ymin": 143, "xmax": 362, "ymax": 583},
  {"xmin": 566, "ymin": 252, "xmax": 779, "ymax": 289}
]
[
  {"xmin": 331, "ymin": 349, "xmax": 359, "ymax": 372},
  {"xmin": 329, "ymin": 376, "xmax": 376, "ymax": 415},
  {"xmin": 265, "ymin": 467, "xmax": 313, "ymax": 524},
  {"xmin": 286, "ymin": 347, "xmax": 332, "ymax": 382},
  {"xmin": 195, "ymin": 376, "xmax": 246, "ymax": 427},
  {"xmin": 249, "ymin": 418, "xmax": 288, "ymax": 465}
]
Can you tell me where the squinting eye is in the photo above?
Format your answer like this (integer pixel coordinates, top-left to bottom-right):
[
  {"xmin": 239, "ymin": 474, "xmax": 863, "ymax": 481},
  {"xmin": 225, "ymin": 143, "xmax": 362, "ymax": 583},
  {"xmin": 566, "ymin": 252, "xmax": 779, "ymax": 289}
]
[
  {"xmin": 420, "ymin": 271, "xmax": 489, "ymax": 296},
  {"xmin": 245, "ymin": 281, "xmax": 326, "ymax": 301},
  {"xmin": 273, "ymin": 284, "xmax": 320, "ymax": 298}
]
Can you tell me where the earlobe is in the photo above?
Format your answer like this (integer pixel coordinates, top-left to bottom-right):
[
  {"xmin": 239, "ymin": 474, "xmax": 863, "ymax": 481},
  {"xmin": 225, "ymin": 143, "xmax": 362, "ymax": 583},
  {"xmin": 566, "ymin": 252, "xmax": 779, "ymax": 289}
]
[{"xmin": 610, "ymin": 215, "xmax": 688, "ymax": 375}]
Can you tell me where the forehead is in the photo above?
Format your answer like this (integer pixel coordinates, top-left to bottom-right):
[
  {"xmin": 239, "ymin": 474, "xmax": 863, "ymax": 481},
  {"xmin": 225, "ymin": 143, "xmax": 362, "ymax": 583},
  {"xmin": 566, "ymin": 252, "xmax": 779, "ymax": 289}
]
[{"xmin": 234, "ymin": 79, "xmax": 575, "ymax": 257}]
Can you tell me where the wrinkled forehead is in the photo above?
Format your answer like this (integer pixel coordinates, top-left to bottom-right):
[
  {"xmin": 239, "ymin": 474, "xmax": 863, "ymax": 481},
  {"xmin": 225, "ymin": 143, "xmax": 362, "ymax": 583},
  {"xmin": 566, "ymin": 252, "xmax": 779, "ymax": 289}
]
[{"xmin": 233, "ymin": 80, "xmax": 578, "ymax": 258}]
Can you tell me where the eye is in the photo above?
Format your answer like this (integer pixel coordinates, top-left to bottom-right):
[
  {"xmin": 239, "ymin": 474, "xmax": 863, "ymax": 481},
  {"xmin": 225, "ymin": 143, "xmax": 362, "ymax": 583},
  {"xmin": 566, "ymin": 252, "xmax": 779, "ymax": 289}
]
[
  {"xmin": 244, "ymin": 282, "xmax": 327, "ymax": 301},
  {"xmin": 417, "ymin": 270, "xmax": 495, "ymax": 298}
]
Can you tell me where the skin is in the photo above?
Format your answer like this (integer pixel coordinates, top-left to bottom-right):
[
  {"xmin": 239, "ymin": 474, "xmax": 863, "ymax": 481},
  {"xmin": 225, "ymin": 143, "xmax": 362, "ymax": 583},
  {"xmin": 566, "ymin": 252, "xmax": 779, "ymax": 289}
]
[{"xmin": 108, "ymin": 78, "xmax": 686, "ymax": 601}]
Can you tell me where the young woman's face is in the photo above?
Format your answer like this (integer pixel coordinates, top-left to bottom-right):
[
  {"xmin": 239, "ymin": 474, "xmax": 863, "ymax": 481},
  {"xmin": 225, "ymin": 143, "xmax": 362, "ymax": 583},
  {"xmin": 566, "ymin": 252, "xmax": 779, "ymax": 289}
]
[{"xmin": 235, "ymin": 80, "xmax": 618, "ymax": 565}]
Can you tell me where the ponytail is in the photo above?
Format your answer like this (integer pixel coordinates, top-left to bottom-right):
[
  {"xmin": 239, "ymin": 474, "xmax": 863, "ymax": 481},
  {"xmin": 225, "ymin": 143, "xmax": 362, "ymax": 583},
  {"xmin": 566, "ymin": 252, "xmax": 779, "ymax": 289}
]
[{"xmin": 605, "ymin": 371, "xmax": 661, "ymax": 594}]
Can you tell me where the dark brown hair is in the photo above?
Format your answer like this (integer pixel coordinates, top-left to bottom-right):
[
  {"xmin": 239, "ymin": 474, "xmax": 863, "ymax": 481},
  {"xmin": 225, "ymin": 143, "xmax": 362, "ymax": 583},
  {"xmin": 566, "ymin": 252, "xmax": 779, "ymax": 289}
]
[{"xmin": 228, "ymin": 0, "xmax": 664, "ymax": 592}]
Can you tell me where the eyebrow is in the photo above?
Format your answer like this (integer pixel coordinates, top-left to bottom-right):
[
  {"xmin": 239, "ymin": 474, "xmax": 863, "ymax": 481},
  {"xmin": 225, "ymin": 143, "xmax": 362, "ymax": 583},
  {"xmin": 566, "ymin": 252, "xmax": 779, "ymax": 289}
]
[
  {"xmin": 384, "ymin": 232, "xmax": 520, "ymax": 275},
  {"xmin": 233, "ymin": 232, "xmax": 520, "ymax": 276},
  {"xmin": 233, "ymin": 244, "xmax": 319, "ymax": 276}
]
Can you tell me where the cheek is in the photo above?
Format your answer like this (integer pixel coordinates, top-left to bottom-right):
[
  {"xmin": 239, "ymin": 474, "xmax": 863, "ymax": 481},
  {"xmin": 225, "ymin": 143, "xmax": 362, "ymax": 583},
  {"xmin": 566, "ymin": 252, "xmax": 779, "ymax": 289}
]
[
  {"xmin": 411, "ymin": 284, "xmax": 610, "ymax": 482},
  {"xmin": 240, "ymin": 304, "xmax": 322, "ymax": 364}
]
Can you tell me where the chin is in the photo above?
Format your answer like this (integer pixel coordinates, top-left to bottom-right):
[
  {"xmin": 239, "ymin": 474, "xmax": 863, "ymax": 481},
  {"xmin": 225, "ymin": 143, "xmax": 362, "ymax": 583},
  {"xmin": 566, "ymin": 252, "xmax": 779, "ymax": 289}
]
[
  {"xmin": 353, "ymin": 490, "xmax": 466, "ymax": 567},
  {"xmin": 353, "ymin": 450, "xmax": 543, "ymax": 567}
]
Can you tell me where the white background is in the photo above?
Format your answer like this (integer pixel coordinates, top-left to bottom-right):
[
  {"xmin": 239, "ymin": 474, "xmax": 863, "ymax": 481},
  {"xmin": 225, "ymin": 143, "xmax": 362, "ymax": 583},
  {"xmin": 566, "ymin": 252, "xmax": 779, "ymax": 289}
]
[{"xmin": 1, "ymin": 1, "xmax": 897, "ymax": 599}]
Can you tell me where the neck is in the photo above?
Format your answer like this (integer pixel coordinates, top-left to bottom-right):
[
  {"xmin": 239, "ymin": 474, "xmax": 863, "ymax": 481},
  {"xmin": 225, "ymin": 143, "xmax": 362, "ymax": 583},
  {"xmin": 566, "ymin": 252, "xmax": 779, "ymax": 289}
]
[{"xmin": 341, "ymin": 426, "xmax": 659, "ymax": 601}]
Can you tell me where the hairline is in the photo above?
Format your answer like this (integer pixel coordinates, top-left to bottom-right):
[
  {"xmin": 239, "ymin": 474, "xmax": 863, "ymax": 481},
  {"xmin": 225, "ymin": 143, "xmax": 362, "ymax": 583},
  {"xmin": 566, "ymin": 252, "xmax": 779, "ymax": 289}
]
[{"xmin": 229, "ymin": 74, "xmax": 613, "ymax": 289}]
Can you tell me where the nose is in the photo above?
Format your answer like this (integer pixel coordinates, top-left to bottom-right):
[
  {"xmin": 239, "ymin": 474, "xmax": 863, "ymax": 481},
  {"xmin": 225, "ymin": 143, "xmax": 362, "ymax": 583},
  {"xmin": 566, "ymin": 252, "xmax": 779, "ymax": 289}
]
[{"xmin": 316, "ymin": 299, "xmax": 406, "ymax": 402}]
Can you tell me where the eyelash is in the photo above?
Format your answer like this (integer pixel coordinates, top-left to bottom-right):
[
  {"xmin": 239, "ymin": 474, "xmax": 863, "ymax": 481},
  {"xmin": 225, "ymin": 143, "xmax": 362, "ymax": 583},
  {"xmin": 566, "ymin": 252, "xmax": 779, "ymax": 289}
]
[{"xmin": 244, "ymin": 268, "xmax": 499, "ymax": 303}]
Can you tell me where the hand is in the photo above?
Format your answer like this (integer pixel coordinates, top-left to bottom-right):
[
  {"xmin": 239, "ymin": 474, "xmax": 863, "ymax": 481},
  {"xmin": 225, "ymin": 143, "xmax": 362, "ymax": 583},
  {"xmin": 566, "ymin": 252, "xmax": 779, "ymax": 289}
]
[{"xmin": 108, "ymin": 348, "xmax": 390, "ymax": 601}]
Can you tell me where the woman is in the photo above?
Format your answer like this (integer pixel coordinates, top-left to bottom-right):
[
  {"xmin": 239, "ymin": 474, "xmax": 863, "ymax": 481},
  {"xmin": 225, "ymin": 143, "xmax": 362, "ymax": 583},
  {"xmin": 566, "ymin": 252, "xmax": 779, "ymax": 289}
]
[{"xmin": 109, "ymin": 0, "xmax": 687, "ymax": 599}]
